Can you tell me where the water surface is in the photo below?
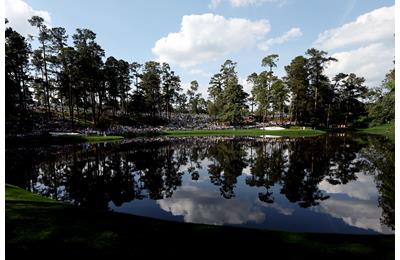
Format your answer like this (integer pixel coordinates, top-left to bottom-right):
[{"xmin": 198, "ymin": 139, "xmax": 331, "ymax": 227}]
[{"xmin": 6, "ymin": 134, "xmax": 394, "ymax": 234}]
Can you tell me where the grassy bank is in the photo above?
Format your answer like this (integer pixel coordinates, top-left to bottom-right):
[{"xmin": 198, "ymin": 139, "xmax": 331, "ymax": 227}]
[
  {"xmin": 6, "ymin": 184, "xmax": 393, "ymax": 259},
  {"xmin": 69, "ymin": 135, "xmax": 124, "ymax": 142},
  {"xmin": 163, "ymin": 128, "xmax": 325, "ymax": 137},
  {"xmin": 357, "ymin": 122, "xmax": 395, "ymax": 141}
]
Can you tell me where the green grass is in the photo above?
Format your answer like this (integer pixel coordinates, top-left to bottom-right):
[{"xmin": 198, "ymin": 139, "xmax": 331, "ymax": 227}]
[
  {"xmin": 6, "ymin": 184, "xmax": 394, "ymax": 258},
  {"xmin": 162, "ymin": 128, "xmax": 325, "ymax": 138},
  {"xmin": 5, "ymin": 184, "xmax": 60, "ymax": 203},
  {"xmin": 357, "ymin": 122, "xmax": 395, "ymax": 141},
  {"xmin": 77, "ymin": 135, "xmax": 124, "ymax": 142}
]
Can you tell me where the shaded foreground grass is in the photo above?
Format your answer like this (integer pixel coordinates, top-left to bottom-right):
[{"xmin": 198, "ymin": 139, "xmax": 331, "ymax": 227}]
[
  {"xmin": 357, "ymin": 122, "xmax": 395, "ymax": 141},
  {"xmin": 163, "ymin": 128, "xmax": 325, "ymax": 137},
  {"xmin": 6, "ymin": 184, "xmax": 393, "ymax": 259}
]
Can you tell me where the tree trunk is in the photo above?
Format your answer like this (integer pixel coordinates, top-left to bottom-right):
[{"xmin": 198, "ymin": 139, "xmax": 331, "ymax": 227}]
[
  {"xmin": 69, "ymin": 89, "xmax": 74, "ymax": 126},
  {"xmin": 91, "ymin": 92, "xmax": 97, "ymax": 127},
  {"xmin": 83, "ymin": 97, "xmax": 87, "ymax": 127},
  {"xmin": 98, "ymin": 92, "xmax": 103, "ymax": 124},
  {"xmin": 17, "ymin": 69, "xmax": 25, "ymax": 112},
  {"xmin": 326, "ymin": 103, "xmax": 330, "ymax": 128},
  {"xmin": 42, "ymin": 42, "xmax": 51, "ymax": 117},
  {"xmin": 313, "ymin": 87, "xmax": 318, "ymax": 114},
  {"xmin": 61, "ymin": 97, "xmax": 65, "ymax": 122},
  {"xmin": 344, "ymin": 100, "xmax": 349, "ymax": 126},
  {"xmin": 113, "ymin": 96, "xmax": 116, "ymax": 117}
]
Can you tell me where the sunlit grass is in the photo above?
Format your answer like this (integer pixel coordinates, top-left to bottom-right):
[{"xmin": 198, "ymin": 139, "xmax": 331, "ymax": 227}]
[
  {"xmin": 358, "ymin": 122, "xmax": 395, "ymax": 141},
  {"xmin": 163, "ymin": 128, "xmax": 325, "ymax": 137},
  {"xmin": 79, "ymin": 135, "xmax": 124, "ymax": 142}
]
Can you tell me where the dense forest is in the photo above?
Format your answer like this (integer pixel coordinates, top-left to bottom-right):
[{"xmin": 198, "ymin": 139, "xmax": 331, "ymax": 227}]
[{"xmin": 5, "ymin": 16, "xmax": 395, "ymax": 133}]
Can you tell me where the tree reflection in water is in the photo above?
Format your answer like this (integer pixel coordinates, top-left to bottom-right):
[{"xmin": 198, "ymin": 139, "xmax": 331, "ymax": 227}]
[
  {"xmin": 246, "ymin": 142, "xmax": 286, "ymax": 204},
  {"xmin": 357, "ymin": 135, "xmax": 395, "ymax": 230},
  {"xmin": 208, "ymin": 142, "xmax": 248, "ymax": 199},
  {"xmin": 6, "ymin": 134, "xmax": 394, "ymax": 231}
]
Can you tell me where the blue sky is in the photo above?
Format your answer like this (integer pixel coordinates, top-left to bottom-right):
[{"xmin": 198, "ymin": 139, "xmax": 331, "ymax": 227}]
[{"xmin": 5, "ymin": 0, "xmax": 395, "ymax": 97}]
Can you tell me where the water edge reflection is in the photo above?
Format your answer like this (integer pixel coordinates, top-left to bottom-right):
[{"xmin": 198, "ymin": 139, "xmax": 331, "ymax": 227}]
[{"xmin": 6, "ymin": 134, "xmax": 394, "ymax": 234}]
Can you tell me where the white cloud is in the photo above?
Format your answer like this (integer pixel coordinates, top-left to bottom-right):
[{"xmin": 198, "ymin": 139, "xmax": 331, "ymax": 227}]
[
  {"xmin": 239, "ymin": 77, "xmax": 252, "ymax": 95},
  {"xmin": 208, "ymin": 0, "xmax": 222, "ymax": 9},
  {"xmin": 256, "ymin": 199, "xmax": 294, "ymax": 216},
  {"xmin": 326, "ymin": 43, "xmax": 394, "ymax": 88},
  {"xmin": 152, "ymin": 13, "xmax": 270, "ymax": 67},
  {"xmin": 317, "ymin": 198, "xmax": 392, "ymax": 234},
  {"xmin": 314, "ymin": 5, "xmax": 395, "ymax": 88},
  {"xmin": 314, "ymin": 5, "xmax": 394, "ymax": 51},
  {"xmin": 317, "ymin": 171, "xmax": 393, "ymax": 234},
  {"xmin": 209, "ymin": 0, "xmax": 286, "ymax": 9},
  {"xmin": 231, "ymin": 0, "xmax": 268, "ymax": 7},
  {"xmin": 179, "ymin": 81, "xmax": 207, "ymax": 99},
  {"xmin": 258, "ymin": 27, "xmax": 302, "ymax": 51},
  {"xmin": 180, "ymin": 82, "xmax": 191, "ymax": 93},
  {"xmin": 188, "ymin": 68, "xmax": 212, "ymax": 78},
  {"xmin": 5, "ymin": 0, "xmax": 52, "ymax": 36},
  {"xmin": 319, "ymin": 172, "xmax": 377, "ymax": 200},
  {"xmin": 157, "ymin": 185, "xmax": 265, "ymax": 225}
]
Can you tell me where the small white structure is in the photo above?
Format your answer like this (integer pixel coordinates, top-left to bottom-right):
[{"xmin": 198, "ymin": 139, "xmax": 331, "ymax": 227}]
[
  {"xmin": 260, "ymin": 126, "xmax": 286, "ymax": 131},
  {"xmin": 260, "ymin": 135, "xmax": 282, "ymax": 138}
]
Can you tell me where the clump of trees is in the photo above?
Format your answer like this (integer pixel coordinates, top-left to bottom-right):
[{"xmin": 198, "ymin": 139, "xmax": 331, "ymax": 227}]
[
  {"xmin": 5, "ymin": 16, "xmax": 208, "ymax": 131},
  {"xmin": 247, "ymin": 54, "xmax": 287, "ymax": 122},
  {"xmin": 6, "ymin": 16, "xmax": 394, "ymax": 131},
  {"xmin": 186, "ymin": 80, "xmax": 207, "ymax": 115},
  {"xmin": 366, "ymin": 69, "xmax": 395, "ymax": 125},
  {"xmin": 5, "ymin": 18, "xmax": 32, "ymax": 119},
  {"xmin": 245, "ymin": 50, "xmax": 370, "ymax": 128},
  {"xmin": 207, "ymin": 60, "xmax": 248, "ymax": 125},
  {"xmin": 204, "ymin": 49, "xmax": 378, "ymax": 128}
]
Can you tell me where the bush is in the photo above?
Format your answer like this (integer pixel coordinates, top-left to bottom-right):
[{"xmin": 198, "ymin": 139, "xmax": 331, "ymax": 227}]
[{"xmin": 97, "ymin": 116, "xmax": 112, "ymax": 130}]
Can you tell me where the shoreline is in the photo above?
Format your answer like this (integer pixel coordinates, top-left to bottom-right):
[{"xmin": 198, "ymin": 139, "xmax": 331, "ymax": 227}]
[
  {"xmin": 6, "ymin": 122, "xmax": 395, "ymax": 146},
  {"xmin": 6, "ymin": 127, "xmax": 326, "ymax": 145},
  {"xmin": 6, "ymin": 184, "xmax": 394, "ymax": 258},
  {"xmin": 356, "ymin": 122, "xmax": 395, "ymax": 141},
  {"xmin": 162, "ymin": 128, "xmax": 325, "ymax": 137}
]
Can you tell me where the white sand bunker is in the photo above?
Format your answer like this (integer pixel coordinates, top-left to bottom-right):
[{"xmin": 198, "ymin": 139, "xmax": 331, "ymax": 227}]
[
  {"xmin": 260, "ymin": 126, "xmax": 286, "ymax": 131},
  {"xmin": 260, "ymin": 135, "xmax": 282, "ymax": 138}
]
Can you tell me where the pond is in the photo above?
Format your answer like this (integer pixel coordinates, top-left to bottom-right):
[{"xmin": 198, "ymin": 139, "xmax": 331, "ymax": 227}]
[{"xmin": 6, "ymin": 133, "xmax": 394, "ymax": 234}]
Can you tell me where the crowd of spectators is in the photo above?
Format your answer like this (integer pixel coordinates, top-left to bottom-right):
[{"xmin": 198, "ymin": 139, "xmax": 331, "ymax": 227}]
[{"xmin": 7, "ymin": 111, "xmax": 294, "ymax": 138}]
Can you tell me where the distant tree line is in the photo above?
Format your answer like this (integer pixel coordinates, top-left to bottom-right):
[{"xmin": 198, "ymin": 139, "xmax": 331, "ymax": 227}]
[
  {"xmin": 207, "ymin": 49, "xmax": 394, "ymax": 127},
  {"xmin": 6, "ymin": 16, "xmax": 394, "ymax": 130}
]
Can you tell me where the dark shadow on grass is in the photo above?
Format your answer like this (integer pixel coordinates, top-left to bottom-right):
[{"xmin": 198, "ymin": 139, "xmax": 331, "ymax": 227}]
[{"xmin": 6, "ymin": 185, "xmax": 394, "ymax": 259}]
